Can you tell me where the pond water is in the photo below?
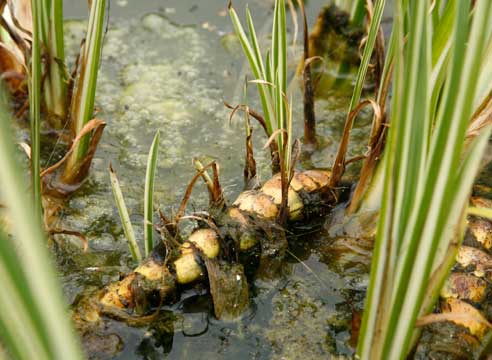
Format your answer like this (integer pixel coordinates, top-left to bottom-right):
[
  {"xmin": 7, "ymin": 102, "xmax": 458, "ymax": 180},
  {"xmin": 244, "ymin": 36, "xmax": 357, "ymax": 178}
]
[{"xmin": 55, "ymin": 1, "xmax": 375, "ymax": 358}]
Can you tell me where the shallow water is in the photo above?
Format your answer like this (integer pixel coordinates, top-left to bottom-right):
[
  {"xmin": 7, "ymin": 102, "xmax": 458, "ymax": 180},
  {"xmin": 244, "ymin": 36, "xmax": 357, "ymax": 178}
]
[{"xmin": 54, "ymin": 1, "xmax": 374, "ymax": 358}]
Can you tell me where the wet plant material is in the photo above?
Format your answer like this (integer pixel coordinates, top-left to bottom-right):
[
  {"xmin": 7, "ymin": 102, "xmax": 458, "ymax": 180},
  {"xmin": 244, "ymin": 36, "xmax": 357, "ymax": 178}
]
[
  {"xmin": 321, "ymin": 236, "xmax": 373, "ymax": 274},
  {"xmin": 415, "ymin": 321, "xmax": 480, "ymax": 359},
  {"xmin": 8, "ymin": 0, "xmax": 110, "ymax": 249},
  {"xmin": 203, "ymin": 258, "xmax": 249, "ymax": 321},
  {"xmin": 42, "ymin": 119, "xmax": 106, "ymax": 196},
  {"xmin": 70, "ymin": 167, "xmax": 342, "ymax": 355}
]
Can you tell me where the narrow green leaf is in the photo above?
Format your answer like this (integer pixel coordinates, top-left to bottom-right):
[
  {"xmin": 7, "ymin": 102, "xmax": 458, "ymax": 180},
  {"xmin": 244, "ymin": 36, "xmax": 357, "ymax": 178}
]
[
  {"xmin": 350, "ymin": 0, "xmax": 366, "ymax": 27},
  {"xmin": 388, "ymin": 126, "xmax": 491, "ymax": 357},
  {"xmin": 246, "ymin": 6, "xmax": 266, "ymax": 79},
  {"xmin": 413, "ymin": 127, "xmax": 492, "ymax": 348},
  {"xmin": 331, "ymin": 0, "xmax": 385, "ymax": 186},
  {"xmin": 109, "ymin": 165, "xmax": 142, "ymax": 262},
  {"xmin": 432, "ymin": 0, "xmax": 456, "ymax": 67},
  {"xmin": 42, "ymin": 0, "xmax": 68, "ymax": 120},
  {"xmin": 380, "ymin": 1, "xmax": 492, "ymax": 357},
  {"xmin": 278, "ymin": 0, "xmax": 287, "ymax": 137},
  {"xmin": 380, "ymin": 0, "xmax": 464, "ymax": 351},
  {"xmin": 0, "ymin": 228, "xmax": 51, "ymax": 359},
  {"xmin": 0, "ymin": 89, "xmax": 83, "ymax": 359},
  {"xmin": 230, "ymin": 6, "xmax": 262, "ymax": 79},
  {"xmin": 348, "ymin": 0, "xmax": 386, "ymax": 112},
  {"xmin": 271, "ymin": 0, "xmax": 280, "ymax": 85},
  {"xmin": 144, "ymin": 130, "xmax": 160, "ymax": 256},
  {"xmin": 265, "ymin": 50, "xmax": 272, "ymax": 87},
  {"xmin": 67, "ymin": 0, "xmax": 106, "ymax": 168},
  {"xmin": 475, "ymin": 40, "xmax": 492, "ymax": 109},
  {"xmin": 429, "ymin": 0, "xmax": 456, "ymax": 120},
  {"xmin": 277, "ymin": 0, "xmax": 287, "ymax": 94},
  {"xmin": 229, "ymin": 5, "xmax": 274, "ymax": 134},
  {"xmin": 359, "ymin": 0, "xmax": 492, "ymax": 358},
  {"xmin": 29, "ymin": 0, "xmax": 43, "ymax": 220},
  {"xmin": 274, "ymin": 71, "xmax": 283, "ymax": 152},
  {"xmin": 392, "ymin": 0, "xmax": 431, "ymax": 254},
  {"xmin": 267, "ymin": 0, "xmax": 287, "ymax": 154},
  {"xmin": 356, "ymin": 3, "xmax": 405, "ymax": 355}
]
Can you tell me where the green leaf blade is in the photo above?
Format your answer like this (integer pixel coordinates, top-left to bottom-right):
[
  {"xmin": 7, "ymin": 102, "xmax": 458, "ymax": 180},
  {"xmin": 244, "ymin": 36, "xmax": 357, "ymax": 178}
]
[
  {"xmin": 109, "ymin": 165, "xmax": 142, "ymax": 262},
  {"xmin": 0, "ymin": 89, "xmax": 83, "ymax": 359},
  {"xmin": 144, "ymin": 130, "xmax": 160, "ymax": 256}
]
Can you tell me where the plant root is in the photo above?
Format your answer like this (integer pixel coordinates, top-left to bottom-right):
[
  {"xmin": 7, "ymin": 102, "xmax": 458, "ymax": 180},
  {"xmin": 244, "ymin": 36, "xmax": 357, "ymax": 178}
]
[{"xmin": 72, "ymin": 169, "xmax": 341, "ymax": 336}]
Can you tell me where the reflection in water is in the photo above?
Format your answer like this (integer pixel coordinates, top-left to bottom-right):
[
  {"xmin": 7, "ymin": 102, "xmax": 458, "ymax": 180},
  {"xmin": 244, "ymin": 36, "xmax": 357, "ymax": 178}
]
[{"xmin": 136, "ymin": 312, "xmax": 175, "ymax": 358}]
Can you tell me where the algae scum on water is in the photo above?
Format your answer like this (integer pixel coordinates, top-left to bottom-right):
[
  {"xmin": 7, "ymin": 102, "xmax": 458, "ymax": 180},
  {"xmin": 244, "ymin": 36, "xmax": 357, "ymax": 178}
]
[{"xmin": 55, "ymin": 7, "xmax": 373, "ymax": 359}]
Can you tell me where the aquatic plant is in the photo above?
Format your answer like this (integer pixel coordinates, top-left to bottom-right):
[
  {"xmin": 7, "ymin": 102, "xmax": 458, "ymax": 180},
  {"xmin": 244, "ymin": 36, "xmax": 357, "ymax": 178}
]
[
  {"xmin": 4, "ymin": 0, "xmax": 67, "ymax": 125},
  {"xmin": 355, "ymin": 1, "xmax": 492, "ymax": 358},
  {"xmin": 0, "ymin": 88, "xmax": 83, "ymax": 359},
  {"xmin": 61, "ymin": 0, "xmax": 106, "ymax": 185},
  {"xmin": 109, "ymin": 131, "xmax": 160, "ymax": 261},
  {"xmin": 230, "ymin": 0, "xmax": 307, "ymax": 224},
  {"xmin": 229, "ymin": 0, "xmax": 294, "ymax": 171},
  {"xmin": 0, "ymin": 0, "xmax": 64, "ymax": 127},
  {"xmin": 76, "ymin": 9, "xmax": 340, "ymax": 318},
  {"xmin": 329, "ymin": 0, "xmax": 385, "ymax": 187},
  {"xmin": 78, "ymin": 168, "xmax": 336, "ymax": 324},
  {"xmin": 0, "ymin": 0, "xmax": 107, "ymax": 199}
]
